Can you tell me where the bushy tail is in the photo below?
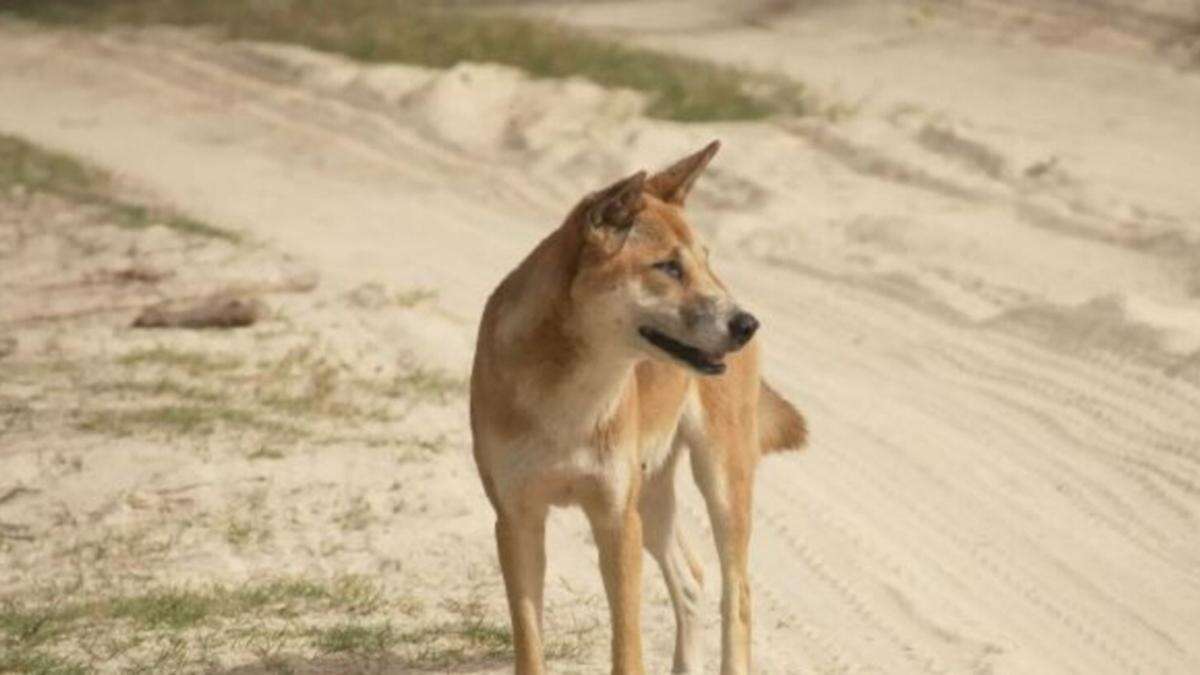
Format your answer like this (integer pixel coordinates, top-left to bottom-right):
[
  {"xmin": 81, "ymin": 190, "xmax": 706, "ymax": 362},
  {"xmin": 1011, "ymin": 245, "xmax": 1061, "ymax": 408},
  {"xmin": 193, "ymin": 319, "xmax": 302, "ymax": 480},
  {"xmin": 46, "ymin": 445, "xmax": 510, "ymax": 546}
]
[{"xmin": 758, "ymin": 380, "xmax": 807, "ymax": 454}]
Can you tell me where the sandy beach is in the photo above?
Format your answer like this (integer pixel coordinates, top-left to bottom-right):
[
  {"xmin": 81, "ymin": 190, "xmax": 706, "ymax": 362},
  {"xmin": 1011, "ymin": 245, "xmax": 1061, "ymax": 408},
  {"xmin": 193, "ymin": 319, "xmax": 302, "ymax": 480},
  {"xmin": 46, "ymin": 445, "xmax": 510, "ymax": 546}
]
[{"xmin": 2, "ymin": 1, "xmax": 1199, "ymax": 672}]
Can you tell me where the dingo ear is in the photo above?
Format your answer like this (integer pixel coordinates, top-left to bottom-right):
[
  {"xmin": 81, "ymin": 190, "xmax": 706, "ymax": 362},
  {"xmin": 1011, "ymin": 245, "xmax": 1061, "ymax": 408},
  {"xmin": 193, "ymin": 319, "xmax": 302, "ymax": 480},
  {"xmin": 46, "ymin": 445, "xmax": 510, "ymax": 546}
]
[
  {"xmin": 646, "ymin": 139, "xmax": 720, "ymax": 206},
  {"xmin": 584, "ymin": 170, "xmax": 646, "ymax": 255}
]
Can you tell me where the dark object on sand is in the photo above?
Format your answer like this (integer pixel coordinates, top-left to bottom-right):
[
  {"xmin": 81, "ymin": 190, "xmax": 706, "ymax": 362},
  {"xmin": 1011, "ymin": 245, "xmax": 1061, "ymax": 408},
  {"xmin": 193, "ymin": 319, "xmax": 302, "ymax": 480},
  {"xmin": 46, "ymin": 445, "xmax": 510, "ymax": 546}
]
[{"xmin": 133, "ymin": 295, "xmax": 262, "ymax": 329}]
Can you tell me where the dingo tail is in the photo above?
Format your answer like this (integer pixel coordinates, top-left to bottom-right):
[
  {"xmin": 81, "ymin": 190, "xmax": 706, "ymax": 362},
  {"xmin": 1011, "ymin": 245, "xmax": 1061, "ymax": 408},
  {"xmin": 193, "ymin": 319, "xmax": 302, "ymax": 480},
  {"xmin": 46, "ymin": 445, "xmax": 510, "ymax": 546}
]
[{"xmin": 758, "ymin": 381, "xmax": 807, "ymax": 454}]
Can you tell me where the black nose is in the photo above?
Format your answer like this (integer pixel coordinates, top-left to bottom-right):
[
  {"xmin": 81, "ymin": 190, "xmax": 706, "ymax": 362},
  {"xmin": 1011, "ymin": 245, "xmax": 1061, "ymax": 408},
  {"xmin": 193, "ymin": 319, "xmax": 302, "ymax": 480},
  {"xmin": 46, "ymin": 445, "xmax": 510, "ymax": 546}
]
[{"xmin": 728, "ymin": 311, "xmax": 759, "ymax": 347}]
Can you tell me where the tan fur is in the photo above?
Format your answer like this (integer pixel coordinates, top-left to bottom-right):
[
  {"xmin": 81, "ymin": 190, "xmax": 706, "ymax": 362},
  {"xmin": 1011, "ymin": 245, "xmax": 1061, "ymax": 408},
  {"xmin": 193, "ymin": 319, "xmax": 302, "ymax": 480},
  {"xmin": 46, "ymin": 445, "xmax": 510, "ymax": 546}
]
[
  {"xmin": 759, "ymin": 381, "xmax": 808, "ymax": 453},
  {"xmin": 470, "ymin": 141, "xmax": 805, "ymax": 675}
]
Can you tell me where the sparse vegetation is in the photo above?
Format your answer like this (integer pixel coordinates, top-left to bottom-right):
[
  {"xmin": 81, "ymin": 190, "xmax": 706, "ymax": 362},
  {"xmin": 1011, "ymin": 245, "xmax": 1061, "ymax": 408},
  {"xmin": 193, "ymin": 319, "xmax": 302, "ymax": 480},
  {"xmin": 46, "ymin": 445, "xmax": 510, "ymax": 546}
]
[
  {"xmin": 0, "ymin": 133, "xmax": 239, "ymax": 241},
  {"xmin": 332, "ymin": 495, "xmax": 376, "ymax": 532},
  {"xmin": 371, "ymin": 362, "xmax": 465, "ymax": 404},
  {"xmin": 2, "ymin": 0, "xmax": 817, "ymax": 121},
  {"xmin": 117, "ymin": 346, "xmax": 244, "ymax": 375},
  {"xmin": 76, "ymin": 404, "xmax": 302, "ymax": 438},
  {"xmin": 345, "ymin": 283, "xmax": 438, "ymax": 310},
  {"xmin": 109, "ymin": 589, "xmax": 214, "ymax": 630},
  {"xmin": 60, "ymin": 336, "xmax": 463, "ymax": 442},
  {"xmin": 0, "ymin": 130, "xmax": 511, "ymax": 673},
  {"xmin": 0, "ymin": 650, "xmax": 87, "ymax": 675},
  {"xmin": 390, "ymin": 591, "xmax": 591, "ymax": 669},
  {"xmin": 312, "ymin": 621, "xmax": 396, "ymax": 655},
  {"xmin": 0, "ymin": 133, "xmax": 102, "ymax": 196},
  {"xmin": 246, "ymin": 445, "xmax": 286, "ymax": 460},
  {"xmin": 0, "ymin": 577, "xmax": 420, "ymax": 672},
  {"xmin": 0, "ymin": 576, "xmax": 580, "ymax": 673},
  {"xmin": 391, "ymin": 287, "xmax": 438, "ymax": 308},
  {"xmin": 224, "ymin": 515, "xmax": 271, "ymax": 549}
]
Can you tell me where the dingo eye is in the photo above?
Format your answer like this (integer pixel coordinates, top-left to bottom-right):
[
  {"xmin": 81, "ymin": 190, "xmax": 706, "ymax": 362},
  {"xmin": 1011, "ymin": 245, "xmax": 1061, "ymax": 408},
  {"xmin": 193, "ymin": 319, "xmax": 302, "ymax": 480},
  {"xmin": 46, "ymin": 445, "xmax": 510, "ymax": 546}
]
[{"xmin": 653, "ymin": 260, "xmax": 684, "ymax": 281}]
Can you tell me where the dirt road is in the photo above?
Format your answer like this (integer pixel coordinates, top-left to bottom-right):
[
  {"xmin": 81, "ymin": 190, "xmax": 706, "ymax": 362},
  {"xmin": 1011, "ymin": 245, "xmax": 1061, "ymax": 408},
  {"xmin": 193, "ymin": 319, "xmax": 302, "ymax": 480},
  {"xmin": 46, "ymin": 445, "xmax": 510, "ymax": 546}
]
[{"xmin": 2, "ymin": 5, "xmax": 1198, "ymax": 672}]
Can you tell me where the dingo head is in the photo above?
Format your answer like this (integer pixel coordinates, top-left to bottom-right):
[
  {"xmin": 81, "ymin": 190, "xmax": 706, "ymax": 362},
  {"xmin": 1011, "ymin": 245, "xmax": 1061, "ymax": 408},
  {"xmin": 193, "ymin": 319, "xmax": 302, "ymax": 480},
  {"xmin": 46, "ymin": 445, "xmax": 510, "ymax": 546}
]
[{"xmin": 568, "ymin": 140, "xmax": 758, "ymax": 376}]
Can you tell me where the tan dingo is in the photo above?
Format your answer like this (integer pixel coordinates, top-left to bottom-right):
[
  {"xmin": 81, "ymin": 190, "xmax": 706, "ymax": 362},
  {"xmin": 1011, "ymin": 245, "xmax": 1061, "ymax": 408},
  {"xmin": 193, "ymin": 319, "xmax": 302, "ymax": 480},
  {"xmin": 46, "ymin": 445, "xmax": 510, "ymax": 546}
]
[{"xmin": 470, "ymin": 141, "xmax": 806, "ymax": 675}]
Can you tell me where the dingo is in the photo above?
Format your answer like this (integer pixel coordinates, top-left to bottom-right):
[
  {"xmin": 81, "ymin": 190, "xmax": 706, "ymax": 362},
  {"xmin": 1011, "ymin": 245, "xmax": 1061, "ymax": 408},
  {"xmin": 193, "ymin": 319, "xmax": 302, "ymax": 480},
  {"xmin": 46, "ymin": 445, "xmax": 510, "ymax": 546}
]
[{"xmin": 470, "ymin": 141, "xmax": 806, "ymax": 675}]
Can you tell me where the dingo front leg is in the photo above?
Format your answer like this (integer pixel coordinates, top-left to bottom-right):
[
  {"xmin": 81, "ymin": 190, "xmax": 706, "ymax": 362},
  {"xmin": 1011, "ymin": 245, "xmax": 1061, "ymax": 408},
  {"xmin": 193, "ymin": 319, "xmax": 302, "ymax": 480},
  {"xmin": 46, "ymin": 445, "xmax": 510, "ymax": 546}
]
[
  {"xmin": 496, "ymin": 508, "xmax": 548, "ymax": 675},
  {"xmin": 690, "ymin": 442, "xmax": 755, "ymax": 675},
  {"xmin": 584, "ymin": 489, "xmax": 646, "ymax": 675}
]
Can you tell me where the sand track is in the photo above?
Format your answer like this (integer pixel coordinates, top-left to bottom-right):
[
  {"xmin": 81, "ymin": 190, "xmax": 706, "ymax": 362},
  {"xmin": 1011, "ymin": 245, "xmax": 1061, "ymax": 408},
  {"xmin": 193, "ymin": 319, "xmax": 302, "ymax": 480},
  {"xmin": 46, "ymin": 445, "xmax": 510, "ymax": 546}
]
[{"xmin": 1, "ymin": 11, "xmax": 1198, "ymax": 673}]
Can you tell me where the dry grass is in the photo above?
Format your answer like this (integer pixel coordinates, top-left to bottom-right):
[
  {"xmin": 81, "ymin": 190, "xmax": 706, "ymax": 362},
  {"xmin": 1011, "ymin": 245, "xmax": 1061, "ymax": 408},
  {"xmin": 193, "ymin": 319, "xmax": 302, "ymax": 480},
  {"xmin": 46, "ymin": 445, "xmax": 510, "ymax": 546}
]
[
  {"xmin": 0, "ymin": 577, "xmax": 412, "ymax": 672},
  {"xmin": 4, "ymin": 0, "xmax": 817, "ymax": 122},
  {"xmin": 0, "ymin": 576, "xmax": 595, "ymax": 672},
  {"xmin": 0, "ymin": 133, "xmax": 238, "ymax": 241},
  {"xmin": 60, "ymin": 336, "xmax": 461, "ymax": 444}
]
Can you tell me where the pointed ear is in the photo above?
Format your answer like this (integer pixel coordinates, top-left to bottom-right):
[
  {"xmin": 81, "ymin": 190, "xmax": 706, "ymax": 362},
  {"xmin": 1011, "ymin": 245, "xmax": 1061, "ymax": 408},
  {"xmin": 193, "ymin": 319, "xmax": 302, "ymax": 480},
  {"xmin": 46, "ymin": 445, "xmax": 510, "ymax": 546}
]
[
  {"xmin": 583, "ymin": 170, "xmax": 646, "ymax": 255},
  {"xmin": 646, "ymin": 140, "xmax": 720, "ymax": 206}
]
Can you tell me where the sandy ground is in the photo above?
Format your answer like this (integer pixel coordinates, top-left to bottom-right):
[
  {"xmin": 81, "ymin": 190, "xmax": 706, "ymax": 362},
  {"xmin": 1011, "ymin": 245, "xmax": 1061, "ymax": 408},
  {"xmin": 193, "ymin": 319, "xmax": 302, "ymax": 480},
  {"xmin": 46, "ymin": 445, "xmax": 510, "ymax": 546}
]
[{"xmin": 2, "ymin": 1, "xmax": 1200, "ymax": 672}]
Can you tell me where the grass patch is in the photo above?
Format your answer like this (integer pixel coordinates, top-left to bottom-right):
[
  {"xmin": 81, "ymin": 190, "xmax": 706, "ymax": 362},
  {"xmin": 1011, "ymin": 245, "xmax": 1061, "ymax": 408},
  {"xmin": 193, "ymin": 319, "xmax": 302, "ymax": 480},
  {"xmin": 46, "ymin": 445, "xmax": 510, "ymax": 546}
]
[
  {"xmin": 0, "ymin": 577, "xmax": 398, "ymax": 672},
  {"xmin": 393, "ymin": 594, "xmax": 572, "ymax": 668},
  {"xmin": 4, "ymin": 0, "xmax": 815, "ymax": 121},
  {"xmin": 109, "ymin": 590, "xmax": 213, "ymax": 630},
  {"xmin": 1, "ymin": 577, "xmax": 387, "ymax": 641},
  {"xmin": 224, "ymin": 516, "xmax": 271, "ymax": 549},
  {"xmin": 109, "ymin": 203, "xmax": 237, "ymax": 241},
  {"xmin": 361, "ymin": 362, "xmax": 464, "ymax": 404},
  {"xmin": 0, "ymin": 605, "xmax": 74, "ymax": 647},
  {"xmin": 117, "ymin": 347, "xmax": 244, "ymax": 376},
  {"xmin": 260, "ymin": 362, "xmax": 366, "ymax": 419},
  {"xmin": 0, "ymin": 649, "xmax": 87, "ymax": 675},
  {"xmin": 0, "ymin": 133, "xmax": 102, "ymax": 197},
  {"xmin": 312, "ymin": 621, "xmax": 396, "ymax": 655},
  {"xmin": 89, "ymin": 378, "xmax": 223, "ymax": 403},
  {"xmin": 0, "ymin": 578, "xmax": 585, "ymax": 672},
  {"xmin": 76, "ymin": 341, "xmax": 457, "ymax": 441},
  {"xmin": 76, "ymin": 404, "xmax": 302, "ymax": 438},
  {"xmin": 246, "ymin": 445, "xmax": 286, "ymax": 460},
  {"xmin": 0, "ymin": 134, "xmax": 238, "ymax": 241}
]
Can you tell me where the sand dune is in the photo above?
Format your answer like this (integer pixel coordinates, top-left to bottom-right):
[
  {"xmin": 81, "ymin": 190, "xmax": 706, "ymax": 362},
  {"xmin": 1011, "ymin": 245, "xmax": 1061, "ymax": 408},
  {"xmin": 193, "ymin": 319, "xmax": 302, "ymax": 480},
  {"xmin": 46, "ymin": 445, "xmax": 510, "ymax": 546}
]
[{"xmin": 1, "ymin": 3, "xmax": 1198, "ymax": 671}]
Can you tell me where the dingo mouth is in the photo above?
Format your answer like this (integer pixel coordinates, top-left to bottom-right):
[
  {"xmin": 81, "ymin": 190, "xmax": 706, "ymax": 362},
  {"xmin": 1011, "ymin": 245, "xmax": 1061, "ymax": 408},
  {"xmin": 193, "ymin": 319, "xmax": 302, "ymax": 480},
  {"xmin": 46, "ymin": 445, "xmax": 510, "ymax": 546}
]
[{"xmin": 638, "ymin": 327, "xmax": 726, "ymax": 375}]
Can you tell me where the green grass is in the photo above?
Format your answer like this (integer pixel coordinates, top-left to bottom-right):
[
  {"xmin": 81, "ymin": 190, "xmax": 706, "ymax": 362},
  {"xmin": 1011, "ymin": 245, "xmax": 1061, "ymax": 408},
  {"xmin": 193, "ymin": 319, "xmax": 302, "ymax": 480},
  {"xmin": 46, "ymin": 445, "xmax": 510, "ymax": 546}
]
[
  {"xmin": 0, "ymin": 134, "xmax": 239, "ymax": 241},
  {"xmin": 0, "ymin": 577, "xmax": 586, "ymax": 672},
  {"xmin": 312, "ymin": 621, "xmax": 396, "ymax": 655},
  {"xmin": 109, "ymin": 590, "xmax": 214, "ymax": 630},
  {"xmin": 0, "ymin": 133, "xmax": 102, "ymax": 196},
  {"xmin": 0, "ymin": 650, "xmax": 87, "ymax": 675},
  {"xmin": 0, "ymin": 577, "xmax": 400, "ymax": 672},
  {"xmin": 2, "ymin": 0, "xmax": 815, "ymax": 121},
  {"xmin": 0, "ymin": 577, "xmax": 388, "ymax": 642},
  {"xmin": 0, "ymin": 605, "xmax": 72, "ymax": 647}
]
